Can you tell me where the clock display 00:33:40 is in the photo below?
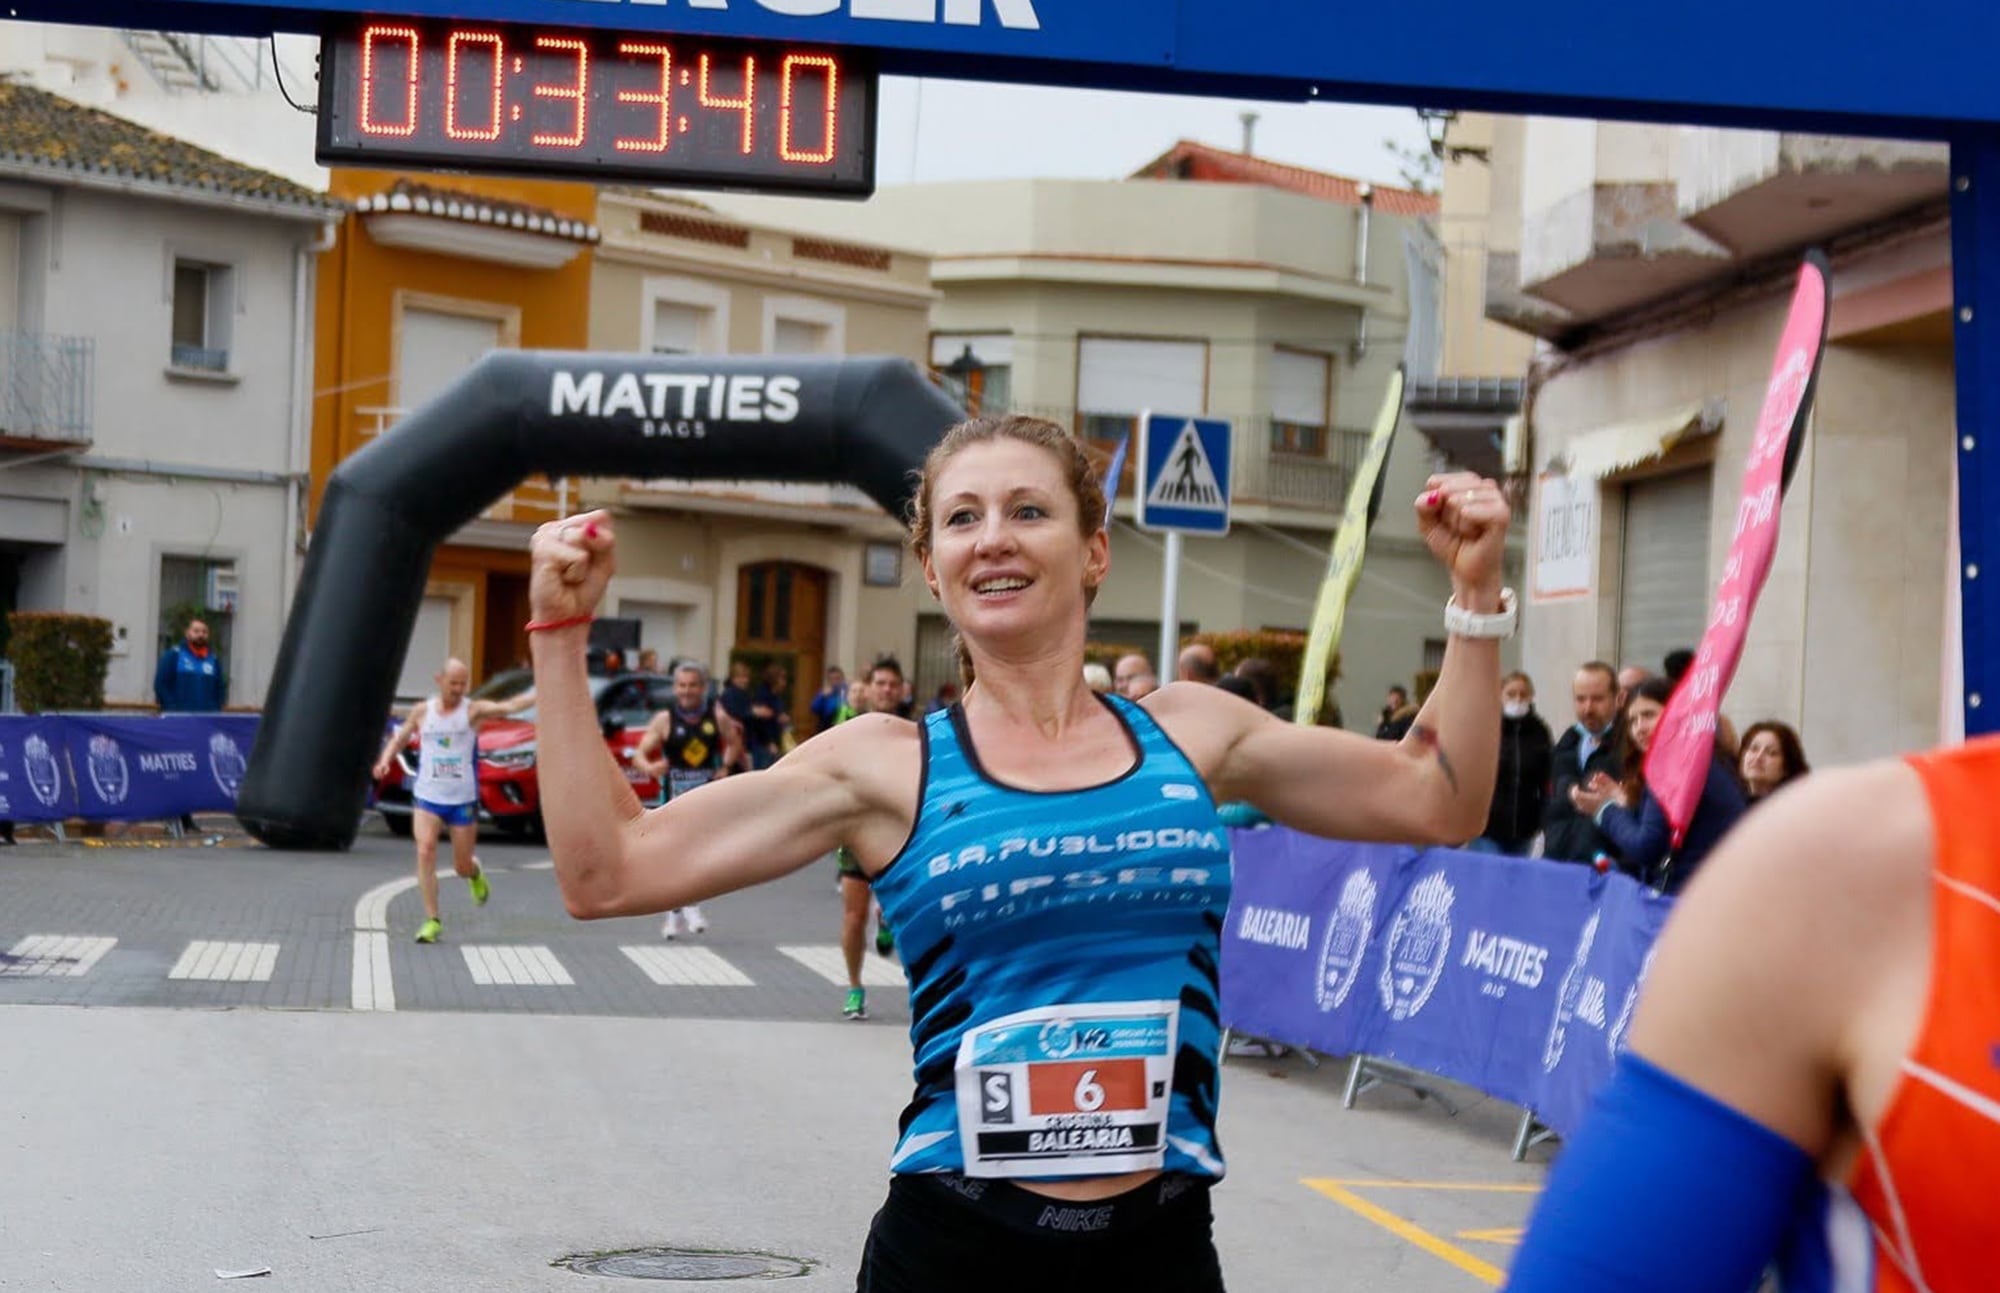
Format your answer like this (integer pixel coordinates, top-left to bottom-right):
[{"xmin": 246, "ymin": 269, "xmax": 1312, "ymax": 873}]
[{"xmin": 316, "ymin": 18, "xmax": 877, "ymax": 195}]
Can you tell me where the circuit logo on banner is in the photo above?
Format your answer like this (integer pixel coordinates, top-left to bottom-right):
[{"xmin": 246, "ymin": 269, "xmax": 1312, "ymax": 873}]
[
  {"xmin": 24, "ymin": 734, "xmax": 62, "ymax": 808},
  {"xmin": 1315, "ymin": 869, "xmax": 1378, "ymax": 1012},
  {"xmin": 1138, "ymin": 414, "xmax": 1232, "ymax": 536}
]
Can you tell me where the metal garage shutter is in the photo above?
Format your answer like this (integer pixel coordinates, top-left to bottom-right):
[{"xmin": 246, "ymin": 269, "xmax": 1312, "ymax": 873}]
[{"xmin": 1618, "ymin": 467, "xmax": 1713, "ymax": 672}]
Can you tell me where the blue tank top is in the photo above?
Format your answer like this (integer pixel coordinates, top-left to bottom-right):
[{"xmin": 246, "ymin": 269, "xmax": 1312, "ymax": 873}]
[{"xmin": 871, "ymin": 694, "xmax": 1233, "ymax": 1181}]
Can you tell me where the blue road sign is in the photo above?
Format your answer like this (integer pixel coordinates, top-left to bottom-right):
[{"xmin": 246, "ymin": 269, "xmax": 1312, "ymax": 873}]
[{"xmin": 1138, "ymin": 413, "xmax": 1231, "ymax": 537}]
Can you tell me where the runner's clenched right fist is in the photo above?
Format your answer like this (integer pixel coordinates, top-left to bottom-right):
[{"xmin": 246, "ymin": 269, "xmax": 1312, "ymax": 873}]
[{"xmin": 529, "ymin": 510, "xmax": 617, "ymax": 625}]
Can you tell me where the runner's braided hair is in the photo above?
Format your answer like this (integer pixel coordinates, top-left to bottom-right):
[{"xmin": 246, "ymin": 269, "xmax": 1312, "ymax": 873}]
[{"xmin": 908, "ymin": 415, "xmax": 1109, "ymax": 688}]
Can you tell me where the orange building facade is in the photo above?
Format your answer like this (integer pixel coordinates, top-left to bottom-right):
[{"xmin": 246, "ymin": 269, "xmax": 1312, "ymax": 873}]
[{"xmin": 310, "ymin": 170, "xmax": 600, "ymax": 694}]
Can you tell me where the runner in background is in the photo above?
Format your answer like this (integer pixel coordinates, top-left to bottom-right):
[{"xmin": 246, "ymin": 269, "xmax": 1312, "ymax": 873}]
[
  {"xmin": 836, "ymin": 655, "xmax": 906, "ymax": 1020},
  {"xmin": 633, "ymin": 661, "xmax": 742, "ymax": 938},
  {"xmin": 372, "ymin": 659, "xmax": 533, "ymax": 944}
]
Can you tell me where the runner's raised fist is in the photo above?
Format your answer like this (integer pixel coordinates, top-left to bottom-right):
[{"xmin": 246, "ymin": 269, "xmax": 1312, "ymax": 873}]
[
  {"xmin": 1415, "ymin": 472, "xmax": 1509, "ymax": 607},
  {"xmin": 529, "ymin": 510, "xmax": 617, "ymax": 624}
]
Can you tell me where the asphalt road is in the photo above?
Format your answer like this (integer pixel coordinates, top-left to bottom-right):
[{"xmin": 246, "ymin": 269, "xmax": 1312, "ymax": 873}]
[{"xmin": 0, "ymin": 817, "xmax": 1547, "ymax": 1292}]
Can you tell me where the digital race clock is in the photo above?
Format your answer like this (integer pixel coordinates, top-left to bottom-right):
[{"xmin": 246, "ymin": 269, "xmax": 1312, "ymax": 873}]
[{"xmin": 315, "ymin": 17, "xmax": 877, "ymax": 196}]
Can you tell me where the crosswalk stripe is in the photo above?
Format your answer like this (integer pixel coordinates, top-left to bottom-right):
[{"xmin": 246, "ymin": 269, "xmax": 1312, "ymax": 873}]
[
  {"xmin": 169, "ymin": 941, "xmax": 281, "ymax": 982},
  {"xmin": 461, "ymin": 945, "xmax": 573, "ymax": 986},
  {"xmin": 779, "ymin": 943, "xmax": 906, "ymax": 988},
  {"xmin": 621, "ymin": 945, "xmax": 755, "ymax": 987},
  {"xmin": 1, "ymin": 935, "xmax": 117, "ymax": 978}
]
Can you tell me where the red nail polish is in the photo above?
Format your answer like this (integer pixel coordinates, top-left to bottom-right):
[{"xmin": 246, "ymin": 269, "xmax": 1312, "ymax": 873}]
[
  {"xmin": 585, "ymin": 523, "xmax": 600, "ymax": 539},
  {"xmin": 1422, "ymin": 491, "xmax": 1440, "ymax": 508}
]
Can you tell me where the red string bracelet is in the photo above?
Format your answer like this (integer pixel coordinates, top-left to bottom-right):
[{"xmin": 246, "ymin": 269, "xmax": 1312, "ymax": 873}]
[{"xmin": 525, "ymin": 613, "xmax": 594, "ymax": 634}]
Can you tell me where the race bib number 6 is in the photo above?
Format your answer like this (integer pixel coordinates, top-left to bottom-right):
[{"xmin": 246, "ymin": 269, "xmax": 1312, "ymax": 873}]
[{"xmin": 953, "ymin": 1000, "xmax": 1178, "ymax": 1179}]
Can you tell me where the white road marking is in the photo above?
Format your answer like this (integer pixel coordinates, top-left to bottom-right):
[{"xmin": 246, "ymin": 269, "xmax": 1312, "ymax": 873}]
[
  {"xmin": 520, "ymin": 859, "xmax": 556, "ymax": 871},
  {"xmin": 461, "ymin": 945, "xmax": 572, "ymax": 986},
  {"xmin": 779, "ymin": 943, "xmax": 906, "ymax": 988},
  {"xmin": 351, "ymin": 874, "xmax": 417, "ymax": 1011},
  {"xmin": 621, "ymin": 946, "xmax": 755, "ymax": 987},
  {"xmin": 169, "ymin": 941, "xmax": 281, "ymax": 982},
  {"xmin": 0, "ymin": 935, "xmax": 117, "ymax": 978}
]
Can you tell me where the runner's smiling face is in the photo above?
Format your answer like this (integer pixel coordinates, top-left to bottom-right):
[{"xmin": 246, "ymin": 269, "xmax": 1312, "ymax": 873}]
[{"xmin": 922, "ymin": 439, "xmax": 1108, "ymax": 647}]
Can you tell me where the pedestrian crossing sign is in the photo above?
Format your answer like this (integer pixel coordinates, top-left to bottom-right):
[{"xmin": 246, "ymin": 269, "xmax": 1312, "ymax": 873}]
[{"xmin": 1138, "ymin": 413, "xmax": 1233, "ymax": 535}]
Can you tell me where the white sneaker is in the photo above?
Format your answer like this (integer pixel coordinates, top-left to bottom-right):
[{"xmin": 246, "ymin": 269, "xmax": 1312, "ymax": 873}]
[
  {"xmin": 661, "ymin": 910, "xmax": 686, "ymax": 940},
  {"xmin": 682, "ymin": 905, "xmax": 709, "ymax": 935}
]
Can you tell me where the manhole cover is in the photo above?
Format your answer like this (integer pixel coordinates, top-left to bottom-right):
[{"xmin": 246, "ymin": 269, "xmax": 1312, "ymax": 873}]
[{"xmin": 558, "ymin": 1248, "xmax": 810, "ymax": 1281}]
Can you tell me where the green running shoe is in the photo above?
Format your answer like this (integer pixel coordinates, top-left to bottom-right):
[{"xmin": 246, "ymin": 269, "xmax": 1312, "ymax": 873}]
[
  {"xmin": 874, "ymin": 921, "xmax": 895, "ymax": 958},
  {"xmin": 843, "ymin": 987, "xmax": 867, "ymax": 1020},
  {"xmin": 414, "ymin": 918, "xmax": 443, "ymax": 944},
  {"xmin": 467, "ymin": 868, "xmax": 491, "ymax": 905}
]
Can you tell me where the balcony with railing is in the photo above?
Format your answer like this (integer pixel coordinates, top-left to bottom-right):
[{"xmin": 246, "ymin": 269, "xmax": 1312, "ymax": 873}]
[
  {"xmin": 355, "ymin": 406, "xmax": 571, "ymax": 523},
  {"xmin": 0, "ymin": 329, "xmax": 95, "ymax": 448}
]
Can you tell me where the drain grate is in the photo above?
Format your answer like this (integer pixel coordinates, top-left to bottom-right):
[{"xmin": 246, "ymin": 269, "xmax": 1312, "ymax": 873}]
[{"xmin": 558, "ymin": 1248, "xmax": 810, "ymax": 1281}]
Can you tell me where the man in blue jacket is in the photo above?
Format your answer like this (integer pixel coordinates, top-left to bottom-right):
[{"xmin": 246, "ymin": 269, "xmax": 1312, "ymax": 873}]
[
  {"xmin": 154, "ymin": 619, "xmax": 226, "ymax": 712},
  {"xmin": 154, "ymin": 619, "xmax": 226, "ymax": 834}
]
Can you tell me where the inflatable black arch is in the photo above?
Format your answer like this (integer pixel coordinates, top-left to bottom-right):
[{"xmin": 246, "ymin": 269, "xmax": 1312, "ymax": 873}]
[{"xmin": 237, "ymin": 352, "xmax": 965, "ymax": 851}]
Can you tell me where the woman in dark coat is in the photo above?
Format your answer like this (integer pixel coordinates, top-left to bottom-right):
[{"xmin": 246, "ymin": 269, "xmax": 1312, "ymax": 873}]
[{"xmin": 1481, "ymin": 670, "xmax": 1552, "ymax": 853}]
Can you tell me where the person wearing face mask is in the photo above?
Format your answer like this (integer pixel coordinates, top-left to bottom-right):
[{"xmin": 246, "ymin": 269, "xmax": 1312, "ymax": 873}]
[
  {"xmin": 1569, "ymin": 675, "xmax": 1747, "ymax": 896},
  {"xmin": 1473, "ymin": 671, "xmax": 1552, "ymax": 854}
]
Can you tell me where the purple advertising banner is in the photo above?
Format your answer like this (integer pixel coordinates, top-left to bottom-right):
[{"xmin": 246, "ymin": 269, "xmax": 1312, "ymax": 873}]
[
  {"xmin": 0, "ymin": 714, "xmax": 260, "ymax": 824},
  {"xmin": 1222, "ymin": 829, "xmax": 1674, "ymax": 1137},
  {"xmin": 63, "ymin": 715, "xmax": 260, "ymax": 821},
  {"xmin": 0, "ymin": 715, "xmax": 81, "ymax": 824}
]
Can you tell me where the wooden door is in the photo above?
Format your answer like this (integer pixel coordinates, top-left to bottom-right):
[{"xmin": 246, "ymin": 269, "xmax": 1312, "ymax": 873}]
[{"xmin": 734, "ymin": 562, "xmax": 828, "ymax": 737}]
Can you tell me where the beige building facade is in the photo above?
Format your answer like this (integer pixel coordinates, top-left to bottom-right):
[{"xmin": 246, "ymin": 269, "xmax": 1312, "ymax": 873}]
[
  {"xmin": 711, "ymin": 166, "xmax": 1504, "ymax": 726},
  {"xmin": 583, "ymin": 190, "xmax": 937, "ymax": 731},
  {"xmin": 1480, "ymin": 117, "xmax": 1954, "ymax": 764}
]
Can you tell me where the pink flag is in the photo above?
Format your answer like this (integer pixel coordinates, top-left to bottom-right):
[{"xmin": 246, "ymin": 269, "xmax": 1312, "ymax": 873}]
[{"xmin": 1644, "ymin": 254, "xmax": 1831, "ymax": 847}]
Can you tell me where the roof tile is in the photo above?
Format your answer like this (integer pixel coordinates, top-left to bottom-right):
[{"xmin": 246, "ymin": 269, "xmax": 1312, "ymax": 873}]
[
  {"xmin": 0, "ymin": 80, "xmax": 341, "ymax": 216},
  {"xmin": 1131, "ymin": 139, "xmax": 1439, "ymax": 217}
]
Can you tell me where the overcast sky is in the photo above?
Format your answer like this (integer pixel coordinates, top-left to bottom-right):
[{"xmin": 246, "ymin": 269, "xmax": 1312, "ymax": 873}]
[{"xmin": 874, "ymin": 76, "xmax": 1434, "ymax": 188}]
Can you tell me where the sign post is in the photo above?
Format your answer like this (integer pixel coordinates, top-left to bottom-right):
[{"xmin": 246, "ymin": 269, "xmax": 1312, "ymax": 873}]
[{"xmin": 1137, "ymin": 412, "xmax": 1233, "ymax": 677}]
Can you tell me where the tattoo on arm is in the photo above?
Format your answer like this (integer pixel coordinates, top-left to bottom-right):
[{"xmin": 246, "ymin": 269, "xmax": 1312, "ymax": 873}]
[{"xmin": 1408, "ymin": 723, "xmax": 1460, "ymax": 795}]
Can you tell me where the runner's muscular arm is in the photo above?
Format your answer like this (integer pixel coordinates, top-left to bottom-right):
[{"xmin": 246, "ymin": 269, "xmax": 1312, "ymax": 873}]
[
  {"xmin": 550, "ymin": 713, "xmax": 900, "ymax": 920},
  {"xmin": 1155, "ymin": 678, "xmax": 1494, "ymax": 845},
  {"xmin": 1173, "ymin": 472, "xmax": 1504, "ymax": 843},
  {"xmin": 372, "ymin": 701, "xmax": 427, "ymax": 780}
]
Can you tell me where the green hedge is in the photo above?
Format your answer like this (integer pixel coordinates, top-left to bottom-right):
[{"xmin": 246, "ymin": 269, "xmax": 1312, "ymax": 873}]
[{"xmin": 5, "ymin": 612, "xmax": 113, "ymax": 713}]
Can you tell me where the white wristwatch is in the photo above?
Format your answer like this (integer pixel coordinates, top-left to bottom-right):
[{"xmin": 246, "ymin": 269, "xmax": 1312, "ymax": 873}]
[{"xmin": 1444, "ymin": 588, "xmax": 1518, "ymax": 640}]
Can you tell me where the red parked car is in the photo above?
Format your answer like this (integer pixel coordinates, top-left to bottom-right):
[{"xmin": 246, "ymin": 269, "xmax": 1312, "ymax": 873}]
[{"xmin": 373, "ymin": 668, "xmax": 679, "ymax": 837}]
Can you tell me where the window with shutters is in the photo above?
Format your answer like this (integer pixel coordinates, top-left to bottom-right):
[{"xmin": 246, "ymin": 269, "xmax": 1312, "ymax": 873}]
[
  {"xmin": 764, "ymin": 295, "xmax": 845, "ymax": 355},
  {"xmin": 1617, "ymin": 467, "xmax": 1715, "ymax": 671},
  {"xmin": 1268, "ymin": 347, "xmax": 1332, "ymax": 456},
  {"xmin": 642, "ymin": 276, "xmax": 730, "ymax": 356},
  {"xmin": 397, "ymin": 306, "xmax": 507, "ymax": 413},
  {"xmin": 1075, "ymin": 336, "xmax": 1208, "ymax": 444},
  {"xmin": 170, "ymin": 259, "xmax": 234, "ymax": 373}
]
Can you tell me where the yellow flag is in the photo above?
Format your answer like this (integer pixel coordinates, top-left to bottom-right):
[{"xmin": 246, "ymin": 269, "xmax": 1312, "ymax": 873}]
[{"xmin": 1293, "ymin": 366, "xmax": 1405, "ymax": 727}]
